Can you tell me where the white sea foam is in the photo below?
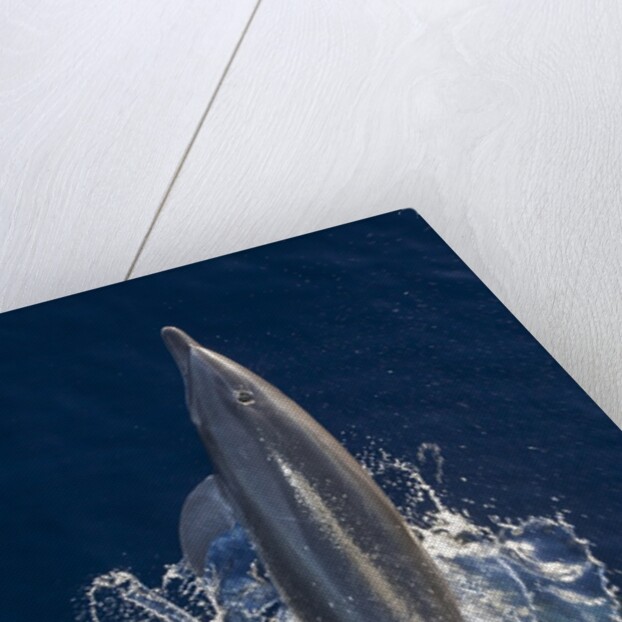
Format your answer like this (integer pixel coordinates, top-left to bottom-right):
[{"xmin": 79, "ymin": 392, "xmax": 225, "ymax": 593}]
[{"xmin": 78, "ymin": 445, "xmax": 622, "ymax": 621}]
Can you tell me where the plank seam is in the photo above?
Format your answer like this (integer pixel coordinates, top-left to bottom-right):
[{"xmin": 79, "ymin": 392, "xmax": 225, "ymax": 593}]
[{"xmin": 124, "ymin": 0, "xmax": 264, "ymax": 280}]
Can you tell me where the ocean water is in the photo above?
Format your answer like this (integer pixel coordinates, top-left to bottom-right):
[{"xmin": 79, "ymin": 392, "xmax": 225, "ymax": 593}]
[{"xmin": 1, "ymin": 210, "xmax": 620, "ymax": 621}]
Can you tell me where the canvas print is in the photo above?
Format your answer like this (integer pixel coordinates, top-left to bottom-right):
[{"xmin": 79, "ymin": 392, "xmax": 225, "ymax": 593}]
[{"xmin": 1, "ymin": 209, "xmax": 620, "ymax": 622}]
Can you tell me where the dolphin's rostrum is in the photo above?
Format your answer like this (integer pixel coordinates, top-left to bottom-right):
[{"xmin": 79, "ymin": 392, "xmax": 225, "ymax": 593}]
[{"xmin": 161, "ymin": 326, "xmax": 464, "ymax": 622}]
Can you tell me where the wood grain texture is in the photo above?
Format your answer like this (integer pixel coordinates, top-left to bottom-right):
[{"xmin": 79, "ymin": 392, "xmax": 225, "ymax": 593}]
[
  {"xmin": 0, "ymin": 0, "xmax": 257, "ymax": 312},
  {"xmin": 133, "ymin": 0, "xmax": 622, "ymax": 426}
]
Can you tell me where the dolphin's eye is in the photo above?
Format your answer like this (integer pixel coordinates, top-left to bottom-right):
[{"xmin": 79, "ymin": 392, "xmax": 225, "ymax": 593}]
[{"xmin": 235, "ymin": 390, "xmax": 255, "ymax": 405}]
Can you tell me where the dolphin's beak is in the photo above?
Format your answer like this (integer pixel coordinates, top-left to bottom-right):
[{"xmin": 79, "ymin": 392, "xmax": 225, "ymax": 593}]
[
  {"xmin": 162, "ymin": 327, "xmax": 243, "ymax": 427},
  {"xmin": 162, "ymin": 326, "xmax": 266, "ymax": 404},
  {"xmin": 161, "ymin": 326, "xmax": 200, "ymax": 380}
]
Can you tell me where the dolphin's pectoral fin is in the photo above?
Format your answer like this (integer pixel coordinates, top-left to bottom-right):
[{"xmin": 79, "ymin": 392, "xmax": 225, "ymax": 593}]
[{"xmin": 179, "ymin": 474, "xmax": 236, "ymax": 576}]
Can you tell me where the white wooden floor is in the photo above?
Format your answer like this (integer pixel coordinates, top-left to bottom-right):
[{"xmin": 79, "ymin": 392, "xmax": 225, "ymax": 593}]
[{"xmin": 1, "ymin": 1, "xmax": 621, "ymax": 427}]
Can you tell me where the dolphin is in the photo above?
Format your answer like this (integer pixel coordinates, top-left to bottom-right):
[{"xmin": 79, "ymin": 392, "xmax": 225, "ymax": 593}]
[{"xmin": 161, "ymin": 326, "xmax": 464, "ymax": 622}]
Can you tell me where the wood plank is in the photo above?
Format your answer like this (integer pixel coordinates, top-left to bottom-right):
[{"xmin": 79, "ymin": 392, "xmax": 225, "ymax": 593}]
[
  {"xmin": 0, "ymin": 0, "xmax": 257, "ymax": 311},
  {"xmin": 133, "ymin": 0, "xmax": 622, "ymax": 425}
]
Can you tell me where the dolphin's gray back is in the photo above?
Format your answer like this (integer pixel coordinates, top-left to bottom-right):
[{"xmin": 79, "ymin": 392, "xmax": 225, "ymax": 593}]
[{"xmin": 217, "ymin": 398, "xmax": 463, "ymax": 622}]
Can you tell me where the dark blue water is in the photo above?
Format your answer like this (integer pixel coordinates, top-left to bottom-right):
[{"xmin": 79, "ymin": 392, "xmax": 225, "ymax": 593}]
[{"xmin": 1, "ymin": 210, "xmax": 620, "ymax": 621}]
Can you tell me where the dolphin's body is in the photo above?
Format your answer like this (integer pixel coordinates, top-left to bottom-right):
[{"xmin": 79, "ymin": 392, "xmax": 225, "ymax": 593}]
[{"xmin": 161, "ymin": 326, "xmax": 464, "ymax": 622}]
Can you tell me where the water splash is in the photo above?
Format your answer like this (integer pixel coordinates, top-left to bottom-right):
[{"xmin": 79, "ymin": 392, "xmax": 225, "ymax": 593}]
[
  {"xmin": 359, "ymin": 443, "xmax": 622, "ymax": 622},
  {"xmin": 79, "ymin": 445, "xmax": 622, "ymax": 621},
  {"xmin": 80, "ymin": 527, "xmax": 294, "ymax": 622}
]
